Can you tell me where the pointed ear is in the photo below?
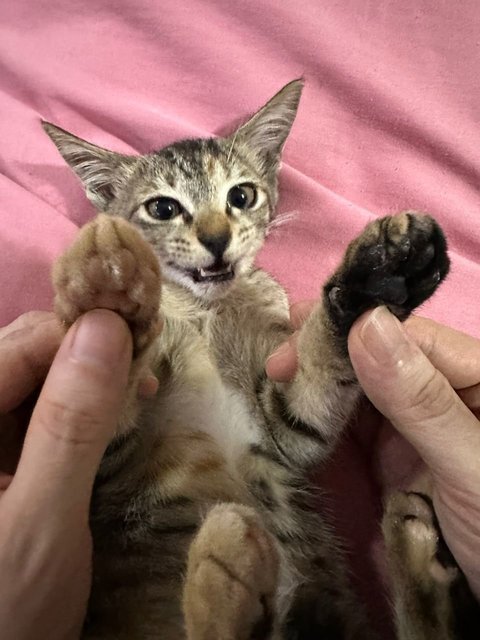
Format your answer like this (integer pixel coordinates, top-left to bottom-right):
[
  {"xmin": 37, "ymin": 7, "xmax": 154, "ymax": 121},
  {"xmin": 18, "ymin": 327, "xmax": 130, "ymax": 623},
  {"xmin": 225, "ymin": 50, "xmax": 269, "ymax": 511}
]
[
  {"xmin": 231, "ymin": 79, "xmax": 304, "ymax": 171},
  {"xmin": 42, "ymin": 122, "xmax": 136, "ymax": 210}
]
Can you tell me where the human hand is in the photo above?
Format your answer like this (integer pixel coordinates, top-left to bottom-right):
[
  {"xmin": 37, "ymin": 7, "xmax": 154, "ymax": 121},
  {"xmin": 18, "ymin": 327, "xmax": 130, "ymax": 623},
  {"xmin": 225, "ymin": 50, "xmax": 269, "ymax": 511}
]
[
  {"xmin": 0, "ymin": 309, "xmax": 133, "ymax": 640},
  {"xmin": 266, "ymin": 302, "xmax": 480, "ymax": 600}
]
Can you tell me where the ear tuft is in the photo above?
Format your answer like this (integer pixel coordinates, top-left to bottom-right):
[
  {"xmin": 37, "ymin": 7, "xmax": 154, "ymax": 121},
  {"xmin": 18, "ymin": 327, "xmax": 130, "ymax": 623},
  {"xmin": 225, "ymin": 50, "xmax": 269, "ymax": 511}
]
[
  {"xmin": 42, "ymin": 121, "xmax": 135, "ymax": 210},
  {"xmin": 232, "ymin": 79, "xmax": 304, "ymax": 172}
]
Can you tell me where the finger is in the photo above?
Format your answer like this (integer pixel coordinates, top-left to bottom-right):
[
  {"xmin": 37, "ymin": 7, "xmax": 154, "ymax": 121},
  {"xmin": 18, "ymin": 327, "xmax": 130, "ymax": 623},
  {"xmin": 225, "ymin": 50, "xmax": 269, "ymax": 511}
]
[
  {"xmin": 458, "ymin": 384, "xmax": 480, "ymax": 415},
  {"xmin": 0, "ymin": 310, "xmax": 56, "ymax": 339},
  {"xmin": 265, "ymin": 334, "xmax": 299, "ymax": 382},
  {"xmin": 348, "ymin": 307, "xmax": 480, "ymax": 481},
  {"xmin": 138, "ymin": 373, "xmax": 159, "ymax": 398},
  {"xmin": 405, "ymin": 316, "xmax": 480, "ymax": 389},
  {"xmin": 6, "ymin": 309, "xmax": 132, "ymax": 520},
  {"xmin": 266, "ymin": 300, "xmax": 316, "ymax": 380},
  {"xmin": 0, "ymin": 313, "xmax": 63, "ymax": 413},
  {"xmin": 290, "ymin": 300, "xmax": 316, "ymax": 330}
]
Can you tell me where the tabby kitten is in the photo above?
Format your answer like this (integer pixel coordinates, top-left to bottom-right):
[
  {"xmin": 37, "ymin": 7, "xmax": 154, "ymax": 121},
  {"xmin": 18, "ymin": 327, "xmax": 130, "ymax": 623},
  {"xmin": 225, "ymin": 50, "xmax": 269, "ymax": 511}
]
[{"xmin": 43, "ymin": 80, "xmax": 467, "ymax": 639}]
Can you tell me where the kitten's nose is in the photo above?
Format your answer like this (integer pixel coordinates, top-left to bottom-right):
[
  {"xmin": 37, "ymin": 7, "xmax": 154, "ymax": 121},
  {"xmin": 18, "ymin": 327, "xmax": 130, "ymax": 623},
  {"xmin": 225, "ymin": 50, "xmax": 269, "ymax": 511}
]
[{"xmin": 198, "ymin": 232, "xmax": 231, "ymax": 260}]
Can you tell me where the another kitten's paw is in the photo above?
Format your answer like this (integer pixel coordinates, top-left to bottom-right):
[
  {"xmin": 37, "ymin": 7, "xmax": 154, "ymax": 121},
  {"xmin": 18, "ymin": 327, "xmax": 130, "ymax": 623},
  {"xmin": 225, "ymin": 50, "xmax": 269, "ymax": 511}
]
[
  {"xmin": 53, "ymin": 214, "xmax": 161, "ymax": 354},
  {"xmin": 382, "ymin": 491, "xmax": 459, "ymax": 588},
  {"xmin": 325, "ymin": 213, "xmax": 449, "ymax": 334},
  {"xmin": 183, "ymin": 504, "xmax": 279, "ymax": 640}
]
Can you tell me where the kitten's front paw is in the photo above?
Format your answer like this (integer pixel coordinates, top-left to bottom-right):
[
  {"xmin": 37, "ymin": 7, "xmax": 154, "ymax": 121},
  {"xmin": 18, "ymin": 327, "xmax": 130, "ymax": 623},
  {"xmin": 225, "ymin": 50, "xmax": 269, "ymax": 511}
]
[
  {"xmin": 53, "ymin": 214, "xmax": 161, "ymax": 354},
  {"xmin": 325, "ymin": 213, "xmax": 449, "ymax": 334},
  {"xmin": 183, "ymin": 504, "xmax": 279, "ymax": 640},
  {"xmin": 382, "ymin": 491, "xmax": 459, "ymax": 589}
]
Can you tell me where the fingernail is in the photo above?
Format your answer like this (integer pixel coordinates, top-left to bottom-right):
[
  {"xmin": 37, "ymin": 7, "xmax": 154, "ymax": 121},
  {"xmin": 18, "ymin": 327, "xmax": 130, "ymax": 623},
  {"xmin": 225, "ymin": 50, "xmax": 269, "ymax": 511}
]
[
  {"xmin": 70, "ymin": 310, "xmax": 131, "ymax": 366},
  {"xmin": 359, "ymin": 306, "xmax": 410, "ymax": 364},
  {"xmin": 267, "ymin": 340, "xmax": 292, "ymax": 362}
]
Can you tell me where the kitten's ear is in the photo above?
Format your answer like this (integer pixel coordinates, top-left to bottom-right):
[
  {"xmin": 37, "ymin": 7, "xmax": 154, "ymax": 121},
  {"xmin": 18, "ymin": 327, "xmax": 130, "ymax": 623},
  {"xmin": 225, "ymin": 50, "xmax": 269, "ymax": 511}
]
[
  {"xmin": 42, "ymin": 122, "xmax": 136, "ymax": 210},
  {"xmin": 232, "ymin": 79, "xmax": 304, "ymax": 171}
]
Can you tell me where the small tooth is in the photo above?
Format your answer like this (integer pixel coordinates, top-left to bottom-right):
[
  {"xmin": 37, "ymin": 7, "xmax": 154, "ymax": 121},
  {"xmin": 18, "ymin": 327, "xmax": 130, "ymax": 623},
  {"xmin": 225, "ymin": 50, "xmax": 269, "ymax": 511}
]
[{"xmin": 198, "ymin": 264, "xmax": 233, "ymax": 278}]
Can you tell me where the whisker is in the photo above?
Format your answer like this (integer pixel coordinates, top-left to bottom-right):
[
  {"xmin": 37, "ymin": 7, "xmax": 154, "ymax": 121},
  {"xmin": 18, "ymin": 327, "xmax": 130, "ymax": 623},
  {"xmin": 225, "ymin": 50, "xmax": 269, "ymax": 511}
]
[
  {"xmin": 226, "ymin": 130, "xmax": 238, "ymax": 164},
  {"xmin": 266, "ymin": 210, "xmax": 298, "ymax": 236}
]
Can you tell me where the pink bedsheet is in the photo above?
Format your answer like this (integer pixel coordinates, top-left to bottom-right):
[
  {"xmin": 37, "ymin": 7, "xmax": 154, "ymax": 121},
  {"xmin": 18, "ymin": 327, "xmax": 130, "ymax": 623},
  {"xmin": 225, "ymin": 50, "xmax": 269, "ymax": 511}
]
[{"xmin": 1, "ymin": 1, "xmax": 479, "ymax": 635}]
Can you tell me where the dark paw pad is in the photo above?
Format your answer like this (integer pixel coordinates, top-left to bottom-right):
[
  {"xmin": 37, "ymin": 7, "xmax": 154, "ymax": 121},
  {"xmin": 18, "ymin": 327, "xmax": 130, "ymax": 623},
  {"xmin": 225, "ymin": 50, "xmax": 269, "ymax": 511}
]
[{"xmin": 325, "ymin": 213, "xmax": 449, "ymax": 335}]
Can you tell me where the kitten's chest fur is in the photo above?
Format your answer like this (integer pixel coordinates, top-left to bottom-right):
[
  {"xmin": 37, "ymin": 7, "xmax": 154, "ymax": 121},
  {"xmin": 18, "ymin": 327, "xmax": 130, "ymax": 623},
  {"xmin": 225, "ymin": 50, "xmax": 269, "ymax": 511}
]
[
  {"xmin": 144, "ymin": 271, "xmax": 290, "ymax": 502},
  {"xmin": 89, "ymin": 270, "xmax": 302, "ymax": 635}
]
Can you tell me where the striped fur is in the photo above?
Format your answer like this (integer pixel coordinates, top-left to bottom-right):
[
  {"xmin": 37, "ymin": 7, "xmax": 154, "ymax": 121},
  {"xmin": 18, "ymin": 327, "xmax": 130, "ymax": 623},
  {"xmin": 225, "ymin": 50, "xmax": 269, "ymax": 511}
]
[{"xmin": 44, "ymin": 81, "xmax": 467, "ymax": 639}]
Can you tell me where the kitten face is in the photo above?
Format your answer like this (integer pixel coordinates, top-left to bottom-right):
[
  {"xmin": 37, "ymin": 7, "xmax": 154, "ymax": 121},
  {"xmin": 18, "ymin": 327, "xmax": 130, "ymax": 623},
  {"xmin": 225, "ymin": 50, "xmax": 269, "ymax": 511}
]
[
  {"xmin": 124, "ymin": 138, "xmax": 276, "ymax": 298},
  {"xmin": 43, "ymin": 79, "xmax": 303, "ymax": 299}
]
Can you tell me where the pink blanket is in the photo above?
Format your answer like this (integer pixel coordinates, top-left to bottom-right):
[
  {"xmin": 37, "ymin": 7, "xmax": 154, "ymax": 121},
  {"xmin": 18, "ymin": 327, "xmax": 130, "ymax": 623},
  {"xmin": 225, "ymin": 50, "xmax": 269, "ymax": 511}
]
[{"xmin": 1, "ymin": 0, "xmax": 479, "ymax": 635}]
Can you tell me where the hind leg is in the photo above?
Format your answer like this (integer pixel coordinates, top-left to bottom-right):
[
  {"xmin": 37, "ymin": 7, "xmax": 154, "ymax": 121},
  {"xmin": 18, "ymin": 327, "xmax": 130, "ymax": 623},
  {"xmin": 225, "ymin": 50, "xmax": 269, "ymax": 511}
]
[
  {"xmin": 183, "ymin": 504, "xmax": 281, "ymax": 640},
  {"xmin": 383, "ymin": 492, "xmax": 459, "ymax": 640}
]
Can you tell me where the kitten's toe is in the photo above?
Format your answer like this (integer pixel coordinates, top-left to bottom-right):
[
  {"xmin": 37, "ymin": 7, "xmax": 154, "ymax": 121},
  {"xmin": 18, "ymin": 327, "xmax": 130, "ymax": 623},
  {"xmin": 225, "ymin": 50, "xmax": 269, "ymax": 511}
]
[
  {"xmin": 383, "ymin": 491, "xmax": 459, "ymax": 587},
  {"xmin": 53, "ymin": 214, "xmax": 162, "ymax": 354},
  {"xmin": 381, "ymin": 492, "xmax": 480, "ymax": 640},
  {"xmin": 183, "ymin": 504, "xmax": 279, "ymax": 640},
  {"xmin": 325, "ymin": 212, "xmax": 449, "ymax": 334}
]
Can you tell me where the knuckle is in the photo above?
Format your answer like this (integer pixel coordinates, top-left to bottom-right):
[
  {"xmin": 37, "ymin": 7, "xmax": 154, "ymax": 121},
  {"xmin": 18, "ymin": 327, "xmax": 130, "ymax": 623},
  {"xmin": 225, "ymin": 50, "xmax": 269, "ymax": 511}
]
[
  {"xmin": 18, "ymin": 310, "xmax": 55, "ymax": 328},
  {"xmin": 403, "ymin": 367, "xmax": 456, "ymax": 424},
  {"xmin": 458, "ymin": 384, "xmax": 480, "ymax": 413},
  {"xmin": 404, "ymin": 316, "xmax": 438, "ymax": 358},
  {"xmin": 0, "ymin": 311, "xmax": 56, "ymax": 342},
  {"xmin": 35, "ymin": 396, "xmax": 109, "ymax": 446}
]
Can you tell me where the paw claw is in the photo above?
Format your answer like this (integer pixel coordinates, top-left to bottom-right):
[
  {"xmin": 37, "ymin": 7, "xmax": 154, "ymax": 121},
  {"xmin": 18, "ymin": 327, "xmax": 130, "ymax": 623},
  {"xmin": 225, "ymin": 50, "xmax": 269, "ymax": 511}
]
[
  {"xmin": 383, "ymin": 492, "xmax": 459, "ymax": 588},
  {"xmin": 398, "ymin": 237, "xmax": 411, "ymax": 254},
  {"xmin": 366, "ymin": 244, "xmax": 387, "ymax": 263}
]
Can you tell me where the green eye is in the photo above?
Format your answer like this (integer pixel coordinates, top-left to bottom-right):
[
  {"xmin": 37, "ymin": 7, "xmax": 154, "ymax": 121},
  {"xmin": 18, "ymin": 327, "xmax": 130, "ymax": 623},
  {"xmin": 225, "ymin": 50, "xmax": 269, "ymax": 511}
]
[
  {"xmin": 147, "ymin": 197, "xmax": 182, "ymax": 220},
  {"xmin": 227, "ymin": 184, "xmax": 257, "ymax": 210}
]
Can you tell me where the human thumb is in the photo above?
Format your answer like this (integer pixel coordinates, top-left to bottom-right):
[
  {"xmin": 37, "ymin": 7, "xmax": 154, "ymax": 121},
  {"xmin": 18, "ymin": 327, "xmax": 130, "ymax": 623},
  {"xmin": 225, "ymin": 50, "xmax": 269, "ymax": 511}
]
[
  {"xmin": 6, "ymin": 309, "xmax": 132, "ymax": 520},
  {"xmin": 348, "ymin": 306, "xmax": 480, "ymax": 482}
]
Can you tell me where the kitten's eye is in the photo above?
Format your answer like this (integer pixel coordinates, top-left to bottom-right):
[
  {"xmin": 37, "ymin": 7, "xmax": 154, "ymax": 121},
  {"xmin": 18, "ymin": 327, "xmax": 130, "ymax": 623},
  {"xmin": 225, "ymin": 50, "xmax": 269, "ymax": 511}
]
[
  {"xmin": 227, "ymin": 184, "xmax": 257, "ymax": 210},
  {"xmin": 146, "ymin": 197, "xmax": 182, "ymax": 220}
]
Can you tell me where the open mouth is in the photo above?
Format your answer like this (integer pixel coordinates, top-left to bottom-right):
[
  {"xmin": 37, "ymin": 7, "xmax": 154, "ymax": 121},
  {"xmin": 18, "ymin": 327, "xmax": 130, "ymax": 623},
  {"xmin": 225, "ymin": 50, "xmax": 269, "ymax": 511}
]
[{"xmin": 190, "ymin": 262, "xmax": 234, "ymax": 284}]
